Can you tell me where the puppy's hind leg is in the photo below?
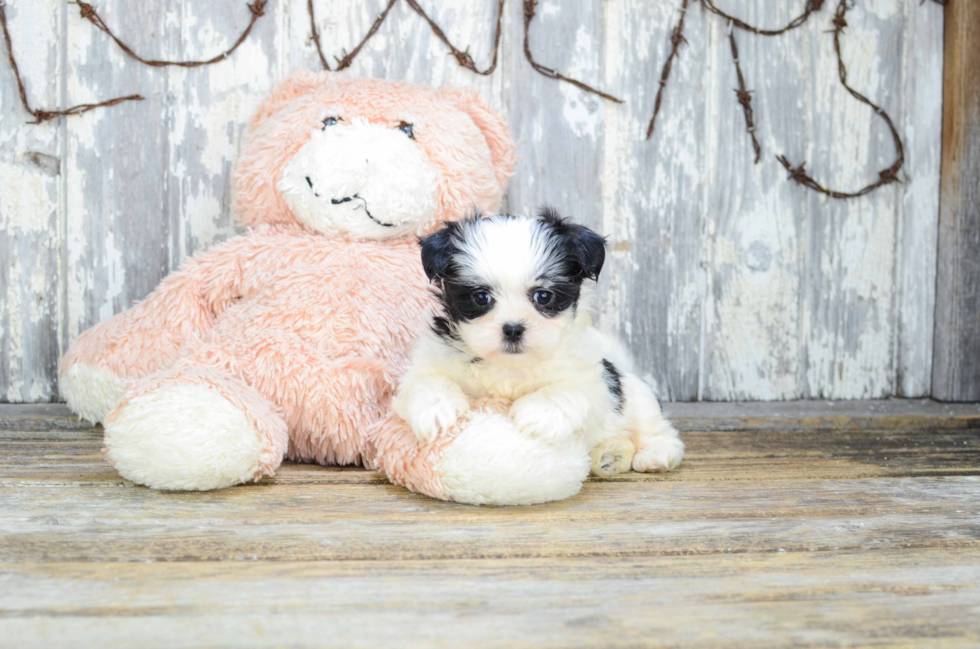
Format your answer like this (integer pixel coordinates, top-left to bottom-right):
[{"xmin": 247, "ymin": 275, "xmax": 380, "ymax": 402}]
[{"xmin": 621, "ymin": 373, "xmax": 685, "ymax": 473}]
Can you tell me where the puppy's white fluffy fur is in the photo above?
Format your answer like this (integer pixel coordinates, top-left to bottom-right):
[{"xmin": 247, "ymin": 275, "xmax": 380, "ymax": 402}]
[{"xmin": 394, "ymin": 212, "xmax": 683, "ymax": 477}]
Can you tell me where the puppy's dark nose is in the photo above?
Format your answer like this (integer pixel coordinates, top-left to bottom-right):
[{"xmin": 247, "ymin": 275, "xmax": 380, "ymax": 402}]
[{"xmin": 502, "ymin": 323, "xmax": 525, "ymax": 342}]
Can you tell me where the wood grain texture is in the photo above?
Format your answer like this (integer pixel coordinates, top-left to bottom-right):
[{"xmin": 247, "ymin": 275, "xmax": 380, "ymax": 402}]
[
  {"xmin": 601, "ymin": 0, "xmax": 707, "ymax": 400},
  {"xmin": 2, "ymin": 550, "xmax": 979, "ymax": 649},
  {"xmin": 3, "ymin": 403, "xmax": 979, "ymax": 486},
  {"xmin": 0, "ymin": 403, "xmax": 979, "ymax": 647},
  {"xmin": 933, "ymin": 0, "xmax": 980, "ymax": 401},
  {"xmin": 701, "ymin": 4, "xmax": 809, "ymax": 400},
  {"xmin": 896, "ymin": 0, "xmax": 943, "ymax": 397},
  {"xmin": 0, "ymin": 1, "xmax": 946, "ymax": 402}
]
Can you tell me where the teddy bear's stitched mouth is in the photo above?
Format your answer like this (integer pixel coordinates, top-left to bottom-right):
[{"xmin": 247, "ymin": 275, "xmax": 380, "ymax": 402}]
[{"xmin": 304, "ymin": 176, "xmax": 394, "ymax": 228}]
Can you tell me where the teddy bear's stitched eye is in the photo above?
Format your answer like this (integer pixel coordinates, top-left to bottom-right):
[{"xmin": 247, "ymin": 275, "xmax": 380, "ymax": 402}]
[
  {"xmin": 322, "ymin": 116, "xmax": 339, "ymax": 128},
  {"xmin": 398, "ymin": 122, "xmax": 415, "ymax": 139}
]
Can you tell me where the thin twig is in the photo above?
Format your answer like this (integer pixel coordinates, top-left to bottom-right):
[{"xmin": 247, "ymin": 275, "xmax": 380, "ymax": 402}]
[
  {"xmin": 0, "ymin": 1, "xmax": 141, "ymax": 124},
  {"xmin": 647, "ymin": 0, "xmax": 690, "ymax": 139},
  {"xmin": 777, "ymin": 0, "xmax": 905, "ymax": 198},
  {"xmin": 308, "ymin": 0, "xmax": 398, "ymax": 71},
  {"xmin": 73, "ymin": 0, "xmax": 268, "ymax": 68},
  {"xmin": 405, "ymin": 0, "xmax": 504, "ymax": 75},
  {"xmin": 523, "ymin": 0, "xmax": 622, "ymax": 103},
  {"xmin": 727, "ymin": 23, "xmax": 760, "ymax": 163}
]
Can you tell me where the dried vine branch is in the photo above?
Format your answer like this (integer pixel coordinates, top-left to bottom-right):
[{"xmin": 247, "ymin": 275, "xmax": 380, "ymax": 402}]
[
  {"xmin": 307, "ymin": 0, "xmax": 331, "ymax": 70},
  {"xmin": 308, "ymin": 0, "xmax": 398, "ymax": 71},
  {"xmin": 73, "ymin": 0, "xmax": 268, "ymax": 68},
  {"xmin": 701, "ymin": 0, "xmax": 825, "ymax": 36},
  {"xmin": 646, "ymin": 0, "xmax": 690, "ymax": 139},
  {"xmin": 0, "ymin": 1, "xmax": 141, "ymax": 124},
  {"xmin": 777, "ymin": 0, "xmax": 904, "ymax": 198},
  {"xmin": 406, "ymin": 0, "xmax": 504, "ymax": 75},
  {"xmin": 727, "ymin": 24, "xmax": 760, "ymax": 164},
  {"xmin": 523, "ymin": 0, "xmax": 622, "ymax": 103}
]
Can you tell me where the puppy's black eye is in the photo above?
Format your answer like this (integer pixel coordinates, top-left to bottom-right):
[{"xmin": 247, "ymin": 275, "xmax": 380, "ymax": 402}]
[
  {"xmin": 472, "ymin": 291, "xmax": 493, "ymax": 307},
  {"xmin": 398, "ymin": 122, "xmax": 415, "ymax": 139},
  {"xmin": 532, "ymin": 290, "xmax": 554, "ymax": 306},
  {"xmin": 322, "ymin": 117, "xmax": 339, "ymax": 128}
]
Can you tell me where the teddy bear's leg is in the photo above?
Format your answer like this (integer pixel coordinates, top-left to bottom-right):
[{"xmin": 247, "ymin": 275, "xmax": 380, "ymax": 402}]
[
  {"xmin": 60, "ymin": 292, "xmax": 215, "ymax": 424},
  {"xmin": 60, "ymin": 356, "xmax": 129, "ymax": 425},
  {"xmin": 370, "ymin": 403, "xmax": 591, "ymax": 506},
  {"xmin": 61, "ymin": 241, "xmax": 250, "ymax": 424},
  {"xmin": 103, "ymin": 351, "xmax": 289, "ymax": 491}
]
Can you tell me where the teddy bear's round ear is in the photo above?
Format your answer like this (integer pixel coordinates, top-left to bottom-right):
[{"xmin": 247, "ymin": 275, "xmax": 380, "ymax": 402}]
[
  {"xmin": 249, "ymin": 70, "xmax": 337, "ymax": 131},
  {"xmin": 438, "ymin": 87, "xmax": 517, "ymax": 193}
]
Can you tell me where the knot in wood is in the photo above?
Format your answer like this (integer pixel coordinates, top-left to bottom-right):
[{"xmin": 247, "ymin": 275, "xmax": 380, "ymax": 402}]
[
  {"xmin": 456, "ymin": 53, "xmax": 475, "ymax": 70},
  {"xmin": 735, "ymin": 88, "xmax": 753, "ymax": 108},
  {"xmin": 74, "ymin": 1, "xmax": 96, "ymax": 21},
  {"xmin": 248, "ymin": 0, "xmax": 267, "ymax": 18},
  {"xmin": 523, "ymin": 0, "xmax": 537, "ymax": 23},
  {"xmin": 31, "ymin": 109, "xmax": 59, "ymax": 124},
  {"xmin": 878, "ymin": 167, "xmax": 900, "ymax": 184}
]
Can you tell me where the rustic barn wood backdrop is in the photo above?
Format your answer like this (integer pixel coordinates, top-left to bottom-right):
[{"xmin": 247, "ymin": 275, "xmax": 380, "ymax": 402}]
[{"xmin": 0, "ymin": 0, "xmax": 945, "ymax": 403}]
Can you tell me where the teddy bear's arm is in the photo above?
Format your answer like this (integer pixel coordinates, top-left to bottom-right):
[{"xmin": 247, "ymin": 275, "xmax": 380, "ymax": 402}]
[{"xmin": 59, "ymin": 237, "xmax": 251, "ymax": 422}]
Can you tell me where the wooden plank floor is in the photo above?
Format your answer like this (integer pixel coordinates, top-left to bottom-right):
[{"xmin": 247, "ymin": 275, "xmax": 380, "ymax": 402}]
[{"xmin": 1, "ymin": 401, "xmax": 979, "ymax": 648}]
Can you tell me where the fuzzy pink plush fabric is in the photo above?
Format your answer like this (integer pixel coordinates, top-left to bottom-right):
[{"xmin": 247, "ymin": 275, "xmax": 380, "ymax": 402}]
[{"xmin": 60, "ymin": 72, "xmax": 516, "ymax": 491}]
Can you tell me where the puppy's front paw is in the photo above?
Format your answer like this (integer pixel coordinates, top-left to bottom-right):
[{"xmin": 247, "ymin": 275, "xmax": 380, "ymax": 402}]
[
  {"xmin": 633, "ymin": 435, "xmax": 685, "ymax": 473},
  {"xmin": 509, "ymin": 395, "xmax": 575, "ymax": 444},
  {"xmin": 408, "ymin": 391, "xmax": 470, "ymax": 443}
]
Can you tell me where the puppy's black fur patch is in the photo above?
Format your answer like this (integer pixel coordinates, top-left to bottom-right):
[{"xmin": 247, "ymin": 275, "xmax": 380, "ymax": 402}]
[
  {"xmin": 601, "ymin": 359, "xmax": 625, "ymax": 413},
  {"xmin": 537, "ymin": 206, "xmax": 606, "ymax": 282},
  {"xmin": 419, "ymin": 220, "xmax": 464, "ymax": 282},
  {"xmin": 529, "ymin": 207, "xmax": 606, "ymax": 318}
]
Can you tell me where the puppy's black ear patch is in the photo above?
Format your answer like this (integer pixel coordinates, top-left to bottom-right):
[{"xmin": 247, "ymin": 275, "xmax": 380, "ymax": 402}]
[
  {"xmin": 567, "ymin": 223, "xmax": 606, "ymax": 281},
  {"xmin": 419, "ymin": 224, "xmax": 458, "ymax": 281},
  {"xmin": 537, "ymin": 206, "xmax": 607, "ymax": 281}
]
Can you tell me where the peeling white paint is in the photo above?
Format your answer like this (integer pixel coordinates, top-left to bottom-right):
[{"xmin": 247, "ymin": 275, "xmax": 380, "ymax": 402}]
[{"xmin": 0, "ymin": 162, "xmax": 50, "ymax": 233}]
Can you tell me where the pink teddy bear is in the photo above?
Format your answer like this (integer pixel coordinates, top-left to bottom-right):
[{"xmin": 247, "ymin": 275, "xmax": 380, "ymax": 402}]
[{"xmin": 60, "ymin": 72, "xmax": 591, "ymax": 504}]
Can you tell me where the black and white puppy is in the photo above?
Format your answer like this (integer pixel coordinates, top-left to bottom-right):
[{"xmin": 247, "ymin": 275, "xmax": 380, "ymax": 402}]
[{"xmin": 393, "ymin": 209, "xmax": 684, "ymax": 477}]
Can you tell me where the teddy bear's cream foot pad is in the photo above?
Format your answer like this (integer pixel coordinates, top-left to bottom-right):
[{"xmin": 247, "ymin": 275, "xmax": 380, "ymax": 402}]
[
  {"xmin": 438, "ymin": 410, "xmax": 592, "ymax": 506},
  {"xmin": 59, "ymin": 362, "xmax": 128, "ymax": 425},
  {"xmin": 105, "ymin": 384, "xmax": 271, "ymax": 491}
]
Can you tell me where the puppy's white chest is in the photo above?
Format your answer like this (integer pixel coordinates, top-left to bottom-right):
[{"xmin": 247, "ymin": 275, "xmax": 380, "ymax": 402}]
[{"xmin": 466, "ymin": 365, "xmax": 540, "ymax": 401}]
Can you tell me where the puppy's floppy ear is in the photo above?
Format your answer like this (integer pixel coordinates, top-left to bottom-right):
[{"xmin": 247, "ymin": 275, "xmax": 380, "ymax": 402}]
[
  {"xmin": 539, "ymin": 206, "xmax": 607, "ymax": 281},
  {"xmin": 569, "ymin": 223, "xmax": 606, "ymax": 281},
  {"xmin": 419, "ymin": 223, "xmax": 459, "ymax": 281}
]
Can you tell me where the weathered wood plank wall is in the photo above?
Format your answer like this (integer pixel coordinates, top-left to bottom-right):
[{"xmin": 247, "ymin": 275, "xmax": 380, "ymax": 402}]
[
  {"xmin": 933, "ymin": 0, "xmax": 980, "ymax": 401},
  {"xmin": 0, "ymin": 0, "xmax": 945, "ymax": 402}
]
